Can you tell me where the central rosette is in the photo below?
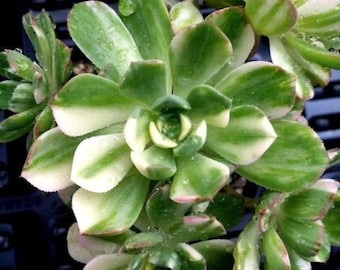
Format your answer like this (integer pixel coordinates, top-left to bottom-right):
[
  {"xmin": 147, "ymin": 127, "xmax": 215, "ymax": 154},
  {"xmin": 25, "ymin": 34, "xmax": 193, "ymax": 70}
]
[
  {"xmin": 124, "ymin": 94, "xmax": 209, "ymax": 180},
  {"xmin": 148, "ymin": 95, "xmax": 206, "ymax": 153}
]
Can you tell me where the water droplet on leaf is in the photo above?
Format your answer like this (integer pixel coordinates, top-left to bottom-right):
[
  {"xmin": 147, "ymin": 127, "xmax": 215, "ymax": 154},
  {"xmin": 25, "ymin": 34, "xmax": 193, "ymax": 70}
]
[{"xmin": 119, "ymin": 0, "xmax": 137, "ymax": 16}]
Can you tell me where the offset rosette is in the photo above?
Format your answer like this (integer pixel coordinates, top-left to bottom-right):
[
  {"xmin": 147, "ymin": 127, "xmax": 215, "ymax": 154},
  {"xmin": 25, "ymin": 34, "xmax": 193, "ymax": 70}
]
[{"xmin": 234, "ymin": 179, "xmax": 339, "ymax": 269}]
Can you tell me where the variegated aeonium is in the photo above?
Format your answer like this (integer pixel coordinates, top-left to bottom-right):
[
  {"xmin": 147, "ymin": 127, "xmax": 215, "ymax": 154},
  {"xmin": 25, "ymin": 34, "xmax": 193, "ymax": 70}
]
[{"xmin": 15, "ymin": 0, "xmax": 337, "ymax": 269}]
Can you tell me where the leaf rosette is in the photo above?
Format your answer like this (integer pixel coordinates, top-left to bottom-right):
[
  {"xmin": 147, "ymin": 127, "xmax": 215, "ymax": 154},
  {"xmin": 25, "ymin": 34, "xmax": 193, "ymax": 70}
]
[{"xmin": 20, "ymin": 0, "xmax": 329, "ymax": 239}]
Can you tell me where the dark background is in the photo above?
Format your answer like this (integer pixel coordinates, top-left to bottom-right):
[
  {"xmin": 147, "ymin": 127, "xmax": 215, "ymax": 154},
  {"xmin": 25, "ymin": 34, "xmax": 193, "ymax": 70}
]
[{"xmin": 0, "ymin": 1, "xmax": 339, "ymax": 269}]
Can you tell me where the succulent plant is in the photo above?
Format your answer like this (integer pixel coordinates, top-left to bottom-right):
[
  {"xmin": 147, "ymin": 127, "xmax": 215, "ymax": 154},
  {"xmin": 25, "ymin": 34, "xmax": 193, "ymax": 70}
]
[{"xmin": 0, "ymin": 0, "xmax": 339, "ymax": 269}]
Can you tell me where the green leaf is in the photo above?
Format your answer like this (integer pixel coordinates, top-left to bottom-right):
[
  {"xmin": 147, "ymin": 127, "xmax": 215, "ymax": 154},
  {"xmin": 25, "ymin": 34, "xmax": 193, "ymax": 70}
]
[
  {"xmin": 175, "ymin": 243, "xmax": 206, "ymax": 270},
  {"xmin": 32, "ymin": 63, "xmax": 49, "ymax": 104},
  {"xmin": 287, "ymin": 249, "xmax": 311, "ymax": 270},
  {"xmin": 120, "ymin": 0, "xmax": 172, "ymax": 62},
  {"xmin": 131, "ymin": 145, "xmax": 177, "ymax": 180},
  {"xmin": 0, "ymin": 52, "xmax": 21, "ymax": 80},
  {"xmin": 324, "ymin": 190, "xmax": 340, "ymax": 245},
  {"xmin": 9, "ymin": 83, "xmax": 36, "ymax": 113},
  {"xmin": 168, "ymin": 214, "xmax": 226, "ymax": 243},
  {"xmin": 67, "ymin": 223, "xmax": 124, "ymax": 264},
  {"xmin": 124, "ymin": 107, "xmax": 152, "ymax": 153},
  {"xmin": 54, "ymin": 39, "xmax": 73, "ymax": 88},
  {"xmin": 170, "ymin": 153, "xmax": 230, "ymax": 203},
  {"xmin": 84, "ymin": 253, "xmax": 135, "ymax": 270},
  {"xmin": 52, "ymin": 73, "xmax": 138, "ymax": 136},
  {"xmin": 146, "ymin": 184, "xmax": 191, "ymax": 231},
  {"xmin": 245, "ymin": 0, "xmax": 297, "ymax": 36},
  {"xmin": 32, "ymin": 106, "xmax": 55, "ymax": 139},
  {"xmin": 280, "ymin": 179, "xmax": 338, "ymax": 221},
  {"xmin": 73, "ymin": 168, "xmax": 150, "ymax": 235},
  {"xmin": 4, "ymin": 49, "xmax": 34, "ymax": 81},
  {"xmin": 270, "ymin": 37, "xmax": 330, "ymax": 99},
  {"xmin": 233, "ymin": 219, "xmax": 261, "ymax": 270},
  {"xmin": 284, "ymin": 33, "xmax": 340, "ymax": 69},
  {"xmin": 216, "ymin": 61, "xmax": 296, "ymax": 118},
  {"xmin": 261, "ymin": 227, "xmax": 291, "ymax": 270},
  {"xmin": 191, "ymin": 239, "xmax": 235, "ymax": 270},
  {"xmin": 68, "ymin": 1, "xmax": 142, "ymax": 77},
  {"xmin": 236, "ymin": 120, "xmax": 329, "ymax": 192},
  {"xmin": 120, "ymin": 60, "xmax": 168, "ymax": 105},
  {"xmin": 173, "ymin": 121, "xmax": 207, "ymax": 157},
  {"xmin": 205, "ymin": 193, "xmax": 245, "ymax": 230},
  {"xmin": 277, "ymin": 218, "xmax": 327, "ymax": 260},
  {"xmin": 186, "ymin": 85, "xmax": 231, "ymax": 128},
  {"xmin": 152, "ymin": 94, "xmax": 191, "ymax": 111},
  {"xmin": 0, "ymin": 107, "xmax": 39, "ymax": 143},
  {"xmin": 21, "ymin": 127, "xmax": 84, "ymax": 191},
  {"xmin": 123, "ymin": 232, "xmax": 163, "ymax": 252},
  {"xmin": 148, "ymin": 247, "xmax": 181, "ymax": 270},
  {"xmin": 23, "ymin": 11, "xmax": 53, "ymax": 78},
  {"xmin": 71, "ymin": 134, "xmax": 132, "ymax": 193},
  {"xmin": 296, "ymin": 1, "xmax": 340, "ymax": 36},
  {"xmin": 206, "ymin": 105, "xmax": 277, "ymax": 165},
  {"xmin": 170, "ymin": 2, "xmax": 203, "ymax": 33},
  {"xmin": 206, "ymin": 7, "xmax": 256, "ymax": 85},
  {"xmin": 170, "ymin": 22, "xmax": 232, "ymax": 98},
  {"xmin": 120, "ymin": 0, "xmax": 172, "ymax": 92},
  {"xmin": 0, "ymin": 80, "xmax": 19, "ymax": 110}
]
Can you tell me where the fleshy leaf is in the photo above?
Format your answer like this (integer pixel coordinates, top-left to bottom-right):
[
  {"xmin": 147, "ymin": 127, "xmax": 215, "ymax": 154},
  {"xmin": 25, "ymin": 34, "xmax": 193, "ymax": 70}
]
[
  {"xmin": 206, "ymin": 105, "xmax": 277, "ymax": 165},
  {"xmin": 170, "ymin": 22, "xmax": 232, "ymax": 98},
  {"xmin": 84, "ymin": 253, "xmax": 135, "ymax": 270},
  {"xmin": 120, "ymin": 0, "xmax": 172, "ymax": 62},
  {"xmin": 175, "ymin": 243, "xmax": 206, "ymax": 270},
  {"xmin": 233, "ymin": 219, "xmax": 261, "ymax": 270},
  {"xmin": 245, "ymin": 0, "xmax": 297, "ymax": 36},
  {"xmin": 324, "ymin": 190, "xmax": 340, "ymax": 245},
  {"xmin": 236, "ymin": 120, "xmax": 329, "ymax": 192},
  {"xmin": 131, "ymin": 145, "xmax": 177, "ymax": 180},
  {"xmin": 269, "ymin": 37, "xmax": 327, "ymax": 100},
  {"xmin": 170, "ymin": 153, "xmax": 230, "ymax": 203},
  {"xmin": 124, "ymin": 107, "xmax": 152, "ymax": 153},
  {"xmin": 73, "ymin": 168, "xmax": 150, "ymax": 235},
  {"xmin": 277, "ymin": 218, "xmax": 327, "ymax": 260},
  {"xmin": 205, "ymin": 193, "xmax": 245, "ymax": 230},
  {"xmin": 287, "ymin": 249, "xmax": 311, "ymax": 270},
  {"xmin": 4, "ymin": 49, "xmax": 34, "ymax": 81},
  {"xmin": 0, "ymin": 80, "xmax": 18, "ymax": 110},
  {"xmin": 9, "ymin": 83, "xmax": 36, "ymax": 113},
  {"xmin": 68, "ymin": 1, "xmax": 142, "ymax": 76},
  {"xmin": 280, "ymin": 179, "xmax": 338, "ymax": 221},
  {"xmin": 67, "ymin": 223, "xmax": 124, "ymax": 264},
  {"xmin": 120, "ymin": 60, "xmax": 168, "ymax": 105},
  {"xmin": 123, "ymin": 232, "xmax": 163, "ymax": 252},
  {"xmin": 146, "ymin": 184, "xmax": 191, "ymax": 231},
  {"xmin": 21, "ymin": 127, "xmax": 84, "ymax": 192},
  {"xmin": 284, "ymin": 33, "xmax": 340, "ymax": 69},
  {"xmin": 0, "ymin": 108, "xmax": 38, "ymax": 143},
  {"xmin": 191, "ymin": 239, "xmax": 235, "ymax": 270},
  {"xmin": 173, "ymin": 121, "xmax": 207, "ymax": 157},
  {"xmin": 297, "ymin": 0, "xmax": 340, "ymax": 36},
  {"xmin": 216, "ymin": 61, "xmax": 296, "ymax": 118},
  {"xmin": 206, "ymin": 7, "xmax": 256, "ymax": 85},
  {"xmin": 33, "ymin": 106, "xmax": 55, "ymax": 139},
  {"xmin": 148, "ymin": 247, "xmax": 181, "ymax": 270},
  {"xmin": 261, "ymin": 227, "xmax": 291, "ymax": 270},
  {"xmin": 71, "ymin": 134, "xmax": 132, "ymax": 193},
  {"xmin": 186, "ymin": 85, "xmax": 231, "ymax": 128},
  {"xmin": 168, "ymin": 214, "xmax": 226, "ymax": 243},
  {"xmin": 52, "ymin": 73, "xmax": 137, "ymax": 136},
  {"xmin": 170, "ymin": 1, "xmax": 203, "ymax": 33}
]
